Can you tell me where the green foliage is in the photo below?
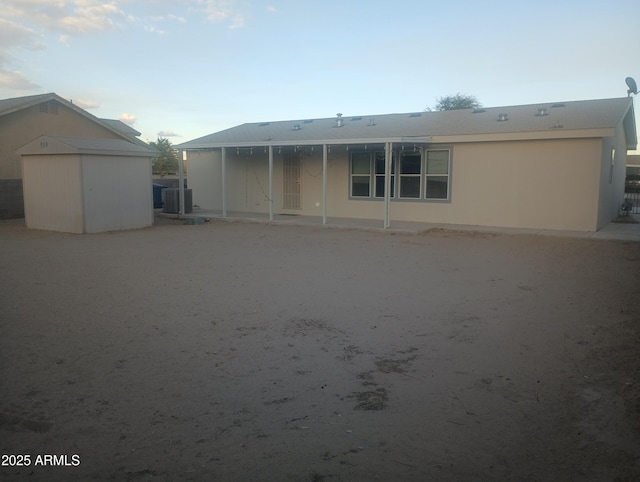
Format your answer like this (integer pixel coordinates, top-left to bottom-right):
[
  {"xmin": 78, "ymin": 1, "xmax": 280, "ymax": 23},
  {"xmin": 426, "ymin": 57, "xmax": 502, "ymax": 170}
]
[
  {"xmin": 150, "ymin": 137, "xmax": 179, "ymax": 175},
  {"xmin": 427, "ymin": 93, "xmax": 482, "ymax": 111}
]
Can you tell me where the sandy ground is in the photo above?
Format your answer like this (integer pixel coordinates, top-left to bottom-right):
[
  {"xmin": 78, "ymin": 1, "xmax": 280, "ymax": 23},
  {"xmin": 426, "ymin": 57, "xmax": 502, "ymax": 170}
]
[{"xmin": 1, "ymin": 217, "xmax": 639, "ymax": 481}]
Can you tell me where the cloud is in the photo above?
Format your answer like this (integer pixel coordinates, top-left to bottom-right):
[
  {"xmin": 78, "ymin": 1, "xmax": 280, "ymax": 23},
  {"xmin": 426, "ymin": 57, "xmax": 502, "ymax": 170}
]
[
  {"xmin": 0, "ymin": 69, "xmax": 40, "ymax": 90},
  {"xmin": 0, "ymin": 18, "xmax": 45, "ymax": 50},
  {"xmin": 73, "ymin": 98, "xmax": 101, "ymax": 109},
  {"xmin": 4, "ymin": 0, "xmax": 126, "ymax": 37},
  {"xmin": 266, "ymin": 5, "xmax": 277, "ymax": 14},
  {"xmin": 157, "ymin": 130, "xmax": 180, "ymax": 137},
  {"xmin": 144, "ymin": 25, "xmax": 166, "ymax": 35},
  {"xmin": 0, "ymin": 18, "xmax": 43, "ymax": 90},
  {"xmin": 119, "ymin": 112, "xmax": 137, "ymax": 125},
  {"xmin": 2, "ymin": 1, "xmax": 126, "ymax": 89},
  {"xmin": 167, "ymin": 14, "xmax": 187, "ymax": 24},
  {"xmin": 199, "ymin": 0, "xmax": 245, "ymax": 28},
  {"xmin": 200, "ymin": 0, "xmax": 232, "ymax": 21}
]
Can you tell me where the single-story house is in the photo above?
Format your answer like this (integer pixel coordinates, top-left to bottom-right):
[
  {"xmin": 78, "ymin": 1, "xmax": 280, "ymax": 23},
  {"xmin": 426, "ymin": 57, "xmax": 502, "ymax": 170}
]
[
  {"xmin": 18, "ymin": 136, "xmax": 156, "ymax": 234},
  {"xmin": 0, "ymin": 92, "xmax": 148, "ymax": 219},
  {"xmin": 178, "ymin": 97, "xmax": 637, "ymax": 232}
]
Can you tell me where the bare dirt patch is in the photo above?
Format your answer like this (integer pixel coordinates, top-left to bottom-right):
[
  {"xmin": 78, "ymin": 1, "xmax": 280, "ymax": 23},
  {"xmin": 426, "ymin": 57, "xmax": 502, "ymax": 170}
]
[{"xmin": 1, "ymin": 219, "xmax": 639, "ymax": 481}]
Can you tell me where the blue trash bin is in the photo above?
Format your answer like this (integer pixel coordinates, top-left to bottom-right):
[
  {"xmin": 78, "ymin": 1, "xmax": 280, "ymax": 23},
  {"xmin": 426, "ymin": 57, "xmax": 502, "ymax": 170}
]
[{"xmin": 152, "ymin": 184, "xmax": 167, "ymax": 209}]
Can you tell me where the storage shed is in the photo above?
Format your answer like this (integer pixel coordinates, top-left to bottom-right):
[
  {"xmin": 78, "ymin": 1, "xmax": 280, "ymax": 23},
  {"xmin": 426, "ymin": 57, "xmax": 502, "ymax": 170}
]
[{"xmin": 19, "ymin": 135, "xmax": 156, "ymax": 233}]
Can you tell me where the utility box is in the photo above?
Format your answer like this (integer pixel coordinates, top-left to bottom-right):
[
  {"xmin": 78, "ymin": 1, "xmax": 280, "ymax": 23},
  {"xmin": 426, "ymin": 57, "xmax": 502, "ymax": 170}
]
[{"xmin": 163, "ymin": 188, "xmax": 192, "ymax": 214}]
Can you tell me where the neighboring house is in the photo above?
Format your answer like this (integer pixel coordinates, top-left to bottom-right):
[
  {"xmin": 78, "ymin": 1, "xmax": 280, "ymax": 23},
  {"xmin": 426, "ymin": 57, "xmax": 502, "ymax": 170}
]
[
  {"xmin": 178, "ymin": 97, "xmax": 637, "ymax": 232},
  {"xmin": 0, "ymin": 92, "xmax": 147, "ymax": 219}
]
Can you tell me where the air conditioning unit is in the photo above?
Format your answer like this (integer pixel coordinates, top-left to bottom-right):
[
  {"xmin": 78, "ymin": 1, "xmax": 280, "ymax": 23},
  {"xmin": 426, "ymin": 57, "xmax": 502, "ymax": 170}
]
[{"xmin": 162, "ymin": 188, "xmax": 193, "ymax": 214}]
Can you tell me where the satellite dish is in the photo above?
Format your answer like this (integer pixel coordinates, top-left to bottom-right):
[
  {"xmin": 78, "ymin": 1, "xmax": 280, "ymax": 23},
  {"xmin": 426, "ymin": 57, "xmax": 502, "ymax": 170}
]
[{"xmin": 626, "ymin": 77, "xmax": 638, "ymax": 96}]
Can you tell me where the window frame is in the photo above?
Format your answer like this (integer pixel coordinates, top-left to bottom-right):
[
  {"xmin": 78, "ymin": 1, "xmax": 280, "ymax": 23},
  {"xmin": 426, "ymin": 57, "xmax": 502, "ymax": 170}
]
[
  {"xmin": 424, "ymin": 149, "xmax": 451, "ymax": 201},
  {"xmin": 350, "ymin": 151, "xmax": 372, "ymax": 197},
  {"xmin": 398, "ymin": 150, "xmax": 422, "ymax": 199},
  {"xmin": 349, "ymin": 147, "xmax": 452, "ymax": 202},
  {"xmin": 374, "ymin": 151, "xmax": 395, "ymax": 199}
]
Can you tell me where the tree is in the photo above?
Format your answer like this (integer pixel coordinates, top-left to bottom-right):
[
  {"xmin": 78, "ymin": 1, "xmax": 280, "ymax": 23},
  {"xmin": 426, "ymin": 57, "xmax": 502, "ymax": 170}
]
[
  {"xmin": 427, "ymin": 93, "xmax": 482, "ymax": 111},
  {"xmin": 150, "ymin": 137, "xmax": 179, "ymax": 175}
]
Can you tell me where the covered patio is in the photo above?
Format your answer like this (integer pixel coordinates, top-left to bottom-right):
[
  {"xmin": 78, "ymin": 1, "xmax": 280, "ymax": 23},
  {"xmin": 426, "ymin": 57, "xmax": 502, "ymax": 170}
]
[{"xmin": 178, "ymin": 137, "xmax": 433, "ymax": 230}]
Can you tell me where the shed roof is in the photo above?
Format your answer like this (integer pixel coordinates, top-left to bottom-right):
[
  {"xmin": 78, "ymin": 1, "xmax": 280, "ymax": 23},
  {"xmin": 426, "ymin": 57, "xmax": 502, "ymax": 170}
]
[
  {"xmin": 178, "ymin": 97, "xmax": 637, "ymax": 150},
  {"xmin": 18, "ymin": 135, "xmax": 157, "ymax": 157}
]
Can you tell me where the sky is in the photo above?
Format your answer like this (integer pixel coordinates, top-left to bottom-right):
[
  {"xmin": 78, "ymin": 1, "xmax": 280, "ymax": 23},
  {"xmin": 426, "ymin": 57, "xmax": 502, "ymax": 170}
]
[{"xmin": 1, "ymin": 0, "xmax": 639, "ymax": 146}]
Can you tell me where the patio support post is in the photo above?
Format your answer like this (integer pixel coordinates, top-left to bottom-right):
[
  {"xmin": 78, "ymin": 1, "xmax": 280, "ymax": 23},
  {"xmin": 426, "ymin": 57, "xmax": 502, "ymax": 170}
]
[
  {"xmin": 179, "ymin": 149, "xmax": 186, "ymax": 215},
  {"xmin": 322, "ymin": 144, "xmax": 328, "ymax": 224},
  {"xmin": 268, "ymin": 145, "xmax": 274, "ymax": 221},
  {"xmin": 384, "ymin": 142, "xmax": 392, "ymax": 229},
  {"xmin": 221, "ymin": 147, "xmax": 227, "ymax": 218}
]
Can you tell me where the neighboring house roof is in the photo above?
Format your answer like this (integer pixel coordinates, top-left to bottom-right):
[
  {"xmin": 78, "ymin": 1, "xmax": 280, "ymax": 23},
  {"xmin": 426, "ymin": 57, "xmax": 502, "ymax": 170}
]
[
  {"xmin": 18, "ymin": 135, "xmax": 158, "ymax": 157},
  {"xmin": 0, "ymin": 92, "xmax": 146, "ymax": 145},
  {"xmin": 178, "ymin": 97, "xmax": 637, "ymax": 150},
  {"xmin": 99, "ymin": 118, "xmax": 142, "ymax": 138}
]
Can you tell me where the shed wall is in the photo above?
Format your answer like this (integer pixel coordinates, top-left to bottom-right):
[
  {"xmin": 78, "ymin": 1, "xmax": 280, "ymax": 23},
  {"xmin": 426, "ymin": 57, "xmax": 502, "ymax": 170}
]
[
  {"xmin": 22, "ymin": 154, "xmax": 84, "ymax": 233},
  {"xmin": 81, "ymin": 155, "xmax": 153, "ymax": 233}
]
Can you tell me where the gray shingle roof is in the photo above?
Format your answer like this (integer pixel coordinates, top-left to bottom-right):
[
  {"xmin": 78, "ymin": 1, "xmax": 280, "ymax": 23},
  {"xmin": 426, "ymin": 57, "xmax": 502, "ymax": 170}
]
[
  {"xmin": 18, "ymin": 135, "xmax": 157, "ymax": 157},
  {"xmin": 99, "ymin": 118, "xmax": 142, "ymax": 137},
  {"xmin": 0, "ymin": 93, "xmax": 58, "ymax": 116},
  {"xmin": 178, "ymin": 97, "xmax": 637, "ymax": 149}
]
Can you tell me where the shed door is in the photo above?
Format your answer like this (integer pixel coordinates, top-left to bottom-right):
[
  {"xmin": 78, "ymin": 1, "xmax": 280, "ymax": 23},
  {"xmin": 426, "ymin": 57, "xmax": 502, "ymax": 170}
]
[{"xmin": 283, "ymin": 152, "xmax": 301, "ymax": 209}]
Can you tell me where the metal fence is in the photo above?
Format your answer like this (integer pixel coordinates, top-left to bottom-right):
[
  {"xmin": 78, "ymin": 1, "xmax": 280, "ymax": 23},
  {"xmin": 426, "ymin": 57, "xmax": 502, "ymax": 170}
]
[{"xmin": 623, "ymin": 191, "xmax": 640, "ymax": 214}]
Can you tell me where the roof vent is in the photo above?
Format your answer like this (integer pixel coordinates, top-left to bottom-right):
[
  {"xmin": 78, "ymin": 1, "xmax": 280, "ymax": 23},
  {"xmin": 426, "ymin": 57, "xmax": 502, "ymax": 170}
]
[
  {"xmin": 551, "ymin": 103, "xmax": 565, "ymax": 108},
  {"xmin": 472, "ymin": 108, "xmax": 487, "ymax": 113},
  {"xmin": 535, "ymin": 107, "xmax": 549, "ymax": 117},
  {"xmin": 303, "ymin": 119, "xmax": 314, "ymax": 123},
  {"xmin": 497, "ymin": 113, "xmax": 509, "ymax": 122},
  {"xmin": 292, "ymin": 124, "xmax": 301, "ymax": 131},
  {"xmin": 551, "ymin": 122, "xmax": 564, "ymax": 129},
  {"xmin": 368, "ymin": 118, "xmax": 376, "ymax": 126},
  {"xmin": 335, "ymin": 113, "xmax": 344, "ymax": 127},
  {"xmin": 259, "ymin": 122, "xmax": 270, "ymax": 126}
]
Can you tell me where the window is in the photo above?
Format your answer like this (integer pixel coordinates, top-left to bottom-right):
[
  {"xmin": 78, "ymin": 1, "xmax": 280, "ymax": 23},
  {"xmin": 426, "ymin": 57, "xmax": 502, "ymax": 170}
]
[
  {"xmin": 351, "ymin": 152, "xmax": 371, "ymax": 197},
  {"xmin": 374, "ymin": 152, "xmax": 395, "ymax": 198},
  {"xmin": 350, "ymin": 148, "xmax": 451, "ymax": 201},
  {"xmin": 399, "ymin": 151, "xmax": 421, "ymax": 198},
  {"xmin": 351, "ymin": 151, "xmax": 396, "ymax": 198},
  {"xmin": 425, "ymin": 150, "xmax": 450, "ymax": 199}
]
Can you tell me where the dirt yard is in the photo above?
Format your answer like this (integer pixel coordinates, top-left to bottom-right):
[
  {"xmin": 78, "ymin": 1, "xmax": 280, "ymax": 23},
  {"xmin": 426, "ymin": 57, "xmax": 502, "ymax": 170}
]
[{"xmin": 1, "ymin": 218, "xmax": 639, "ymax": 481}]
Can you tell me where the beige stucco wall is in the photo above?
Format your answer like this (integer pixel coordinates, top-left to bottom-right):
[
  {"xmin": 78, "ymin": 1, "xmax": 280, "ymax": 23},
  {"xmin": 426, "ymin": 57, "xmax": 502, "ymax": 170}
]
[
  {"xmin": 187, "ymin": 137, "xmax": 609, "ymax": 231},
  {"xmin": 22, "ymin": 154, "xmax": 84, "ymax": 233},
  {"xmin": 0, "ymin": 102, "xmax": 121, "ymax": 179},
  {"xmin": 187, "ymin": 150, "xmax": 221, "ymax": 209}
]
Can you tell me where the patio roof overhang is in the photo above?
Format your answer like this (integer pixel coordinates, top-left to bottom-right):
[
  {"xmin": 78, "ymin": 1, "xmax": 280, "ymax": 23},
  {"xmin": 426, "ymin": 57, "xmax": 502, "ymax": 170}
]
[{"xmin": 180, "ymin": 136, "xmax": 433, "ymax": 150}]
